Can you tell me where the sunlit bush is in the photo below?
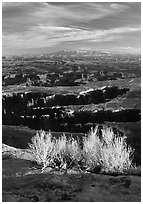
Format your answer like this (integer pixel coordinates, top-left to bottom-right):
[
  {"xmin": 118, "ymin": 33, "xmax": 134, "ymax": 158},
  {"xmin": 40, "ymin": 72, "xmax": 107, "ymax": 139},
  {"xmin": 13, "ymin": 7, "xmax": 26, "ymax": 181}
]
[
  {"xmin": 100, "ymin": 126, "xmax": 134, "ymax": 173},
  {"xmin": 28, "ymin": 131, "xmax": 81, "ymax": 172},
  {"xmin": 82, "ymin": 126, "xmax": 134, "ymax": 173},
  {"xmin": 28, "ymin": 130, "xmax": 56, "ymax": 171},
  {"xmin": 82, "ymin": 127, "xmax": 102, "ymax": 169},
  {"xmin": 28, "ymin": 126, "xmax": 135, "ymax": 174},
  {"xmin": 55, "ymin": 134, "xmax": 82, "ymax": 170}
]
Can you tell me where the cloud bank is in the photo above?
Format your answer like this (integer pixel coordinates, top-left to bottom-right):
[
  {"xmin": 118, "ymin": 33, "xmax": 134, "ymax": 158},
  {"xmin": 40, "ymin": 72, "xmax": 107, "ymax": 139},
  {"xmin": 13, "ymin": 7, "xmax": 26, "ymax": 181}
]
[{"xmin": 2, "ymin": 2, "xmax": 141, "ymax": 55}]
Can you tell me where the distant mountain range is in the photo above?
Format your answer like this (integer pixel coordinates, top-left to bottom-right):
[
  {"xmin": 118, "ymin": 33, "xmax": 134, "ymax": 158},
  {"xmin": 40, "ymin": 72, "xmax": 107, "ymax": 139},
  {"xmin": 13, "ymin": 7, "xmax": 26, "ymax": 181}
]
[{"xmin": 3, "ymin": 49, "xmax": 140, "ymax": 58}]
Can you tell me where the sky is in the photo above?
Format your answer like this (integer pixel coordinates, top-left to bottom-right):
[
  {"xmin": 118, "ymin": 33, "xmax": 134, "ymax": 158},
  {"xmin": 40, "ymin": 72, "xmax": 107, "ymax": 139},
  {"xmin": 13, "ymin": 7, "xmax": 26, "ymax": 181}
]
[{"xmin": 2, "ymin": 2, "xmax": 141, "ymax": 56}]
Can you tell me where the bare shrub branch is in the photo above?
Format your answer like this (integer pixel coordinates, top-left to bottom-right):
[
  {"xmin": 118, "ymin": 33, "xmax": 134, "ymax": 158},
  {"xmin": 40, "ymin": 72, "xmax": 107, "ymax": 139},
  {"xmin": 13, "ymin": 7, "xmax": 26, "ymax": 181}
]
[{"xmin": 28, "ymin": 126, "xmax": 135, "ymax": 174}]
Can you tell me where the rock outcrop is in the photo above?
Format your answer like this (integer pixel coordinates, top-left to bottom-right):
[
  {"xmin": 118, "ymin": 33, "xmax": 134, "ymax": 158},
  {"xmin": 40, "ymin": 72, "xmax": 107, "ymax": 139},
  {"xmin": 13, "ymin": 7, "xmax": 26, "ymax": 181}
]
[{"xmin": 2, "ymin": 86, "xmax": 141, "ymax": 133}]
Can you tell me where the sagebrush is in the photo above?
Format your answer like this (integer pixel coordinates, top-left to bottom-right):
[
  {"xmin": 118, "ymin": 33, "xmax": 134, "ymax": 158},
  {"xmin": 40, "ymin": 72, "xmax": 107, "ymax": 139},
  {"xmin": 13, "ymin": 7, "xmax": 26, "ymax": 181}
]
[
  {"xmin": 28, "ymin": 126, "xmax": 135, "ymax": 173},
  {"xmin": 82, "ymin": 126, "xmax": 102, "ymax": 169},
  {"xmin": 99, "ymin": 126, "xmax": 134, "ymax": 173},
  {"xmin": 28, "ymin": 130, "xmax": 56, "ymax": 171}
]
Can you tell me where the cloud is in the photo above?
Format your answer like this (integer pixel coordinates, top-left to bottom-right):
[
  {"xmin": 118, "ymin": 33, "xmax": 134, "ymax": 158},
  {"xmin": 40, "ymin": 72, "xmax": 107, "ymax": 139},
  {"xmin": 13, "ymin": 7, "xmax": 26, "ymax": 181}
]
[
  {"xmin": 2, "ymin": 2, "xmax": 141, "ymax": 55},
  {"xmin": 61, "ymin": 26, "xmax": 141, "ymax": 42},
  {"xmin": 3, "ymin": 25, "xmax": 140, "ymax": 50},
  {"xmin": 109, "ymin": 46, "xmax": 141, "ymax": 54},
  {"xmin": 110, "ymin": 3, "xmax": 129, "ymax": 10},
  {"xmin": 2, "ymin": 2, "xmax": 130, "ymax": 35}
]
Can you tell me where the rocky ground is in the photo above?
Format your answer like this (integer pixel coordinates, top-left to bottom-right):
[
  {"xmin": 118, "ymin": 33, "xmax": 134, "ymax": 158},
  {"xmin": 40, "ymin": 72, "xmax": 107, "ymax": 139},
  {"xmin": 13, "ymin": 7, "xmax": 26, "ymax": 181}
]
[{"xmin": 2, "ymin": 143, "xmax": 141, "ymax": 202}]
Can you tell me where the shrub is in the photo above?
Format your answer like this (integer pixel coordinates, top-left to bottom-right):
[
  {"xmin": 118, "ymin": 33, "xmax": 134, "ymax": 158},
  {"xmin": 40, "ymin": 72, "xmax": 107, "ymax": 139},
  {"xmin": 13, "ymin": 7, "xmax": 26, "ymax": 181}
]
[
  {"xmin": 82, "ymin": 126, "xmax": 135, "ymax": 173},
  {"xmin": 28, "ymin": 126, "xmax": 135, "ymax": 174},
  {"xmin": 28, "ymin": 130, "xmax": 56, "ymax": 171},
  {"xmin": 82, "ymin": 126, "xmax": 102, "ymax": 169},
  {"xmin": 100, "ymin": 126, "xmax": 135, "ymax": 173},
  {"xmin": 28, "ymin": 131, "xmax": 82, "ymax": 172},
  {"xmin": 55, "ymin": 135, "xmax": 82, "ymax": 170}
]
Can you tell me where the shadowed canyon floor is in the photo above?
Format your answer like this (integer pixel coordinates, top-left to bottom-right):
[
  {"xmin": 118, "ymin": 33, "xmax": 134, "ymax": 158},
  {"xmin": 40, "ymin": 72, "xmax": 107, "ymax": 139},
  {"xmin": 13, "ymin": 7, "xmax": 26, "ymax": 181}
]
[{"xmin": 2, "ymin": 78, "xmax": 141, "ymax": 131}]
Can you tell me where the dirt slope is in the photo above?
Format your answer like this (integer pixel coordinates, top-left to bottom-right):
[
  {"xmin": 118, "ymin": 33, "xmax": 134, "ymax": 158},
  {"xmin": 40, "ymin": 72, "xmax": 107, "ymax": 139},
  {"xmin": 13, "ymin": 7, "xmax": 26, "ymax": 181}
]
[{"xmin": 2, "ymin": 144, "xmax": 141, "ymax": 202}]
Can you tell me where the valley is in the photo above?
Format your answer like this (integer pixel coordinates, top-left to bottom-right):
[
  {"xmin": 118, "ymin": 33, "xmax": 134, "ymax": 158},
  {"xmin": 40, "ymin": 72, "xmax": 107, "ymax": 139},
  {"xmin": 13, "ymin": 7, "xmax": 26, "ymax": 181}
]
[{"xmin": 2, "ymin": 50, "xmax": 141, "ymax": 202}]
